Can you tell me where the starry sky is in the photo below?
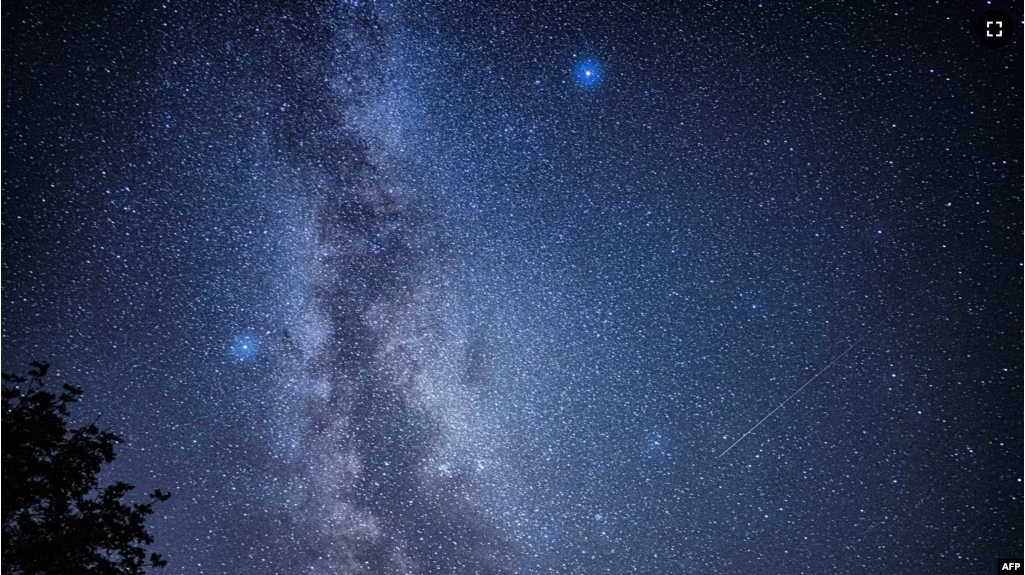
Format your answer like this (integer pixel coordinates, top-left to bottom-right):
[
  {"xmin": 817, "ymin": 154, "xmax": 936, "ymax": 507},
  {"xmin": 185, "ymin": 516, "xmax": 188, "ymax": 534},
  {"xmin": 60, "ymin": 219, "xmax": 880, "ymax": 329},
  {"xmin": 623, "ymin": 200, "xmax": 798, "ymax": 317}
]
[{"xmin": 2, "ymin": 1, "xmax": 1022, "ymax": 573}]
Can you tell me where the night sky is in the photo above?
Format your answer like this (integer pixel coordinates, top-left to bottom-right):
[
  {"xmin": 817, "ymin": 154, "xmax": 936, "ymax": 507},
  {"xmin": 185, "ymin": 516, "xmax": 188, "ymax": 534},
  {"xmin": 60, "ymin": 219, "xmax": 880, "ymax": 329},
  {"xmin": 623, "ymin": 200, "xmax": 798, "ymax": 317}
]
[{"xmin": 2, "ymin": 1, "xmax": 1022, "ymax": 573}]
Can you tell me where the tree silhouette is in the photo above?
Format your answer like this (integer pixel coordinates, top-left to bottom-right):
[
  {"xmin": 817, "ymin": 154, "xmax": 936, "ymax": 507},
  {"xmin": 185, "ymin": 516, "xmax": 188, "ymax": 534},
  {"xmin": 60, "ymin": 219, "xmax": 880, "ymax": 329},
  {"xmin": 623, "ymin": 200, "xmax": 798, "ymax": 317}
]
[{"xmin": 2, "ymin": 361, "xmax": 171, "ymax": 574}]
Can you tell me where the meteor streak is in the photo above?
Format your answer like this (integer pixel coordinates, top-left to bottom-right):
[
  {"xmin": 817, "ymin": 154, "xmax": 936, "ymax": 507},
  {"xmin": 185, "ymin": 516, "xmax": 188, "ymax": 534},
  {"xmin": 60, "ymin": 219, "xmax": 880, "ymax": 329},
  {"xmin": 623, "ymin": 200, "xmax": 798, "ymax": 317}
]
[{"xmin": 717, "ymin": 285, "xmax": 929, "ymax": 459}]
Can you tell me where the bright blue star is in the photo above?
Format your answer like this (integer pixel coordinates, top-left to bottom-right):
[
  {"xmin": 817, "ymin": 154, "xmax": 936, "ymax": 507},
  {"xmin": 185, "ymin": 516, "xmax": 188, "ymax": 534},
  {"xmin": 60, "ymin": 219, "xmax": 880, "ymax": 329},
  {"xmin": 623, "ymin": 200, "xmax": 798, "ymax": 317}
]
[
  {"xmin": 231, "ymin": 334, "xmax": 258, "ymax": 362},
  {"xmin": 574, "ymin": 58, "xmax": 602, "ymax": 89}
]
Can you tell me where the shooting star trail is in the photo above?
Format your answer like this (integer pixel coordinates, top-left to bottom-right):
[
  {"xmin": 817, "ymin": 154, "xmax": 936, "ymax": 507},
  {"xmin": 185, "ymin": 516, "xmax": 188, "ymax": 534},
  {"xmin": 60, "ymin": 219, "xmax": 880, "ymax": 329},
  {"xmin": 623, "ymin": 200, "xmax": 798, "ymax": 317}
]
[
  {"xmin": 717, "ymin": 284, "xmax": 930, "ymax": 459},
  {"xmin": 862, "ymin": 520, "xmax": 885, "ymax": 536}
]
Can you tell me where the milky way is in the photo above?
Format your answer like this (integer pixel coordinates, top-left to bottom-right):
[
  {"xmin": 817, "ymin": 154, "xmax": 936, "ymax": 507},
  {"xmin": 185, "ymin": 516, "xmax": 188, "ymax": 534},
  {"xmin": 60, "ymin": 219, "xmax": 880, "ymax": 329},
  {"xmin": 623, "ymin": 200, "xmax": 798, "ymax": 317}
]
[
  {"xmin": 2, "ymin": 1, "xmax": 1021, "ymax": 574},
  {"xmin": 260, "ymin": 4, "xmax": 517, "ymax": 572}
]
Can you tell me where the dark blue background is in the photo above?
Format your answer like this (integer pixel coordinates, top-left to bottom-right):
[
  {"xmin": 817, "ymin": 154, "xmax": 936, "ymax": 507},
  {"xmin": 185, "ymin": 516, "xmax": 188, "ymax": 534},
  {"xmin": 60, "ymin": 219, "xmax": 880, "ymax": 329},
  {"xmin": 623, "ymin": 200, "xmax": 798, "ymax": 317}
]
[{"xmin": 3, "ymin": 1, "xmax": 1021, "ymax": 573}]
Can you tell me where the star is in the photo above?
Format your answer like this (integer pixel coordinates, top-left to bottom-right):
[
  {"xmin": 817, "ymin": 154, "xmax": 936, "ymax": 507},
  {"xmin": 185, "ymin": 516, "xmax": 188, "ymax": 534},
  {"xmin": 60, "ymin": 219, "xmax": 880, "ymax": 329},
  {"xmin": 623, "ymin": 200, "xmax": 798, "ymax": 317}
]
[
  {"xmin": 574, "ymin": 58, "xmax": 602, "ymax": 89},
  {"xmin": 231, "ymin": 334, "xmax": 258, "ymax": 362},
  {"xmin": 646, "ymin": 431, "xmax": 670, "ymax": 457}
]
